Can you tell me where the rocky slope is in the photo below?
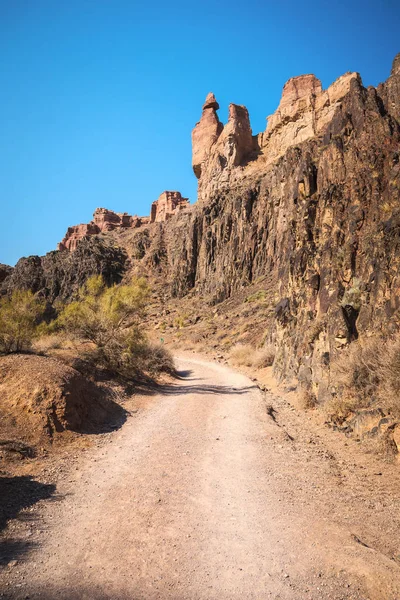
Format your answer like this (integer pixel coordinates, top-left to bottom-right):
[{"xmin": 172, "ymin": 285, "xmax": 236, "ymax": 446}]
[{"xmin": 3, "ymin": 53, "xmax": 400, "ymax": 404}]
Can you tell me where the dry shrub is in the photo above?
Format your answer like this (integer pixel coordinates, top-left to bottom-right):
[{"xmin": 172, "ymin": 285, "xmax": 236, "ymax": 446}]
[
  {"xmin": 328, "ymin": 337, "xmax": 383, "ymax": 423},
  {"xmin": 32, "ymin": 333, "xmax": 68, "ymax": 353},
  {"xmin": 230, "ymin": 344, "xmax": 257, "ymax": 367},
  {"xmin": 52, "ymin": 275, "xmax": 175, "ymax": 379},
  {"xmin": 298, "ymin": 386, "xmax": 317, "ymax": 410},
  {"xmin": 323, "ymin": 394, "xmax": 359, "ymax": 425},
  {"xmin": 136, "ymin": 343, "xmax": 175, "ymax": 376},
  {"xmin": 329, "ymin": 333, "xmax": 400, "ymax": 422},
  {"xmin": 373, "ymin": 430, "xmax": 399, "ymax": 460},
  {"xmin": 230, "ymin": 343, "xmax": 275, "ymax": 369},
  {"xmin": 253, "ymin": 344, "xmax": 275, "ymax": 369},
  {"xmin": 334, "ymin": 337, "xmax": 384, "ymax": 400},
  {"xmin": 380, "ymin": 336, "xmax": 400, "ymax": 418}
]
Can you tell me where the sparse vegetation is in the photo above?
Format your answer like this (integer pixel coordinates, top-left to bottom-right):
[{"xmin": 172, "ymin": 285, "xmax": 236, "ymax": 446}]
[
  {"xmin": 32, "ymin": 332, "xmax": 68, "ymax": 353},
  {"xmin": 327, "ymin": 334, "xmax": 400, "ymax": 423},
  {"xmin": 340, "ymin": 277, "xmax": 363, "ymax": 311},
  {"xmin": 173, "ymin": 314, "xmax": 187, "ymax": 329},
  {"xmin": 245, "ymin": 290, "xmax": 267, "ymax": 303},
  {"xmin": 229, "ymin": 343, "xmax": 275, "ymax": 369},
  {"xmin": 53, "ymin": 275, "xmax": 174, "ymax": 377},
  {"xmin": 298, "ymin": 385, "xmax": 317, "ymax": 410},
  {"xmin": 0, "ymin": 290, "xmax": 46, "ymax": 354}
]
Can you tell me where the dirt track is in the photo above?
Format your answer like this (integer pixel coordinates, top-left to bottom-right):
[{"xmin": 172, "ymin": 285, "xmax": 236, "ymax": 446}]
[{"xmin": 2, "ymin": 356, "xmax": 400, "ymax": 599}]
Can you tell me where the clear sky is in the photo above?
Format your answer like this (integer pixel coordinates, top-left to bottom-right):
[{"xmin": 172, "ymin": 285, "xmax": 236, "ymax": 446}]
[{"xmin": 1, "ymin": 0, "xmax": 399, "ymax": 266}]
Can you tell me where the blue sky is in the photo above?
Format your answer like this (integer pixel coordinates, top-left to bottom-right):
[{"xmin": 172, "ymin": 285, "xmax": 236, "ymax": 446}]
[{"xmin": 1, "ymin": 0, "xmax": 399, "ymax": 265}]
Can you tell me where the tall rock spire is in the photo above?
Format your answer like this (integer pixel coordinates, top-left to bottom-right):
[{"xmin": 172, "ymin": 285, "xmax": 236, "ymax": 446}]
[{"xmin": 191, "ymin": 92, "xmax": 223, "ymax": 179}]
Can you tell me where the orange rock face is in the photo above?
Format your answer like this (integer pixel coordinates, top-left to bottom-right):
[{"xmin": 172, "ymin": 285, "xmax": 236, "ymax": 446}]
[
  {"xmin": 192, "ymin": 93, "xmax": 256, "ymax": 201},
  {"xmin": 261, "ymin": 71, "xmax": 360, "ymax": 161},
  {"xmin": 192, "ymin": 93, "xmax": 224, "ymax": 178},
  {"xmin": 150, "ymin": 191, "xmax": 189, "ymax": 223},
  {"xmin": 58, "ymin": 223, "xmax": 101, "ymax": 252},
  {"xmin": 58, "ymin": 193, "xmax": 189, "ymax": 251},
  {"xmin": 222, "ymin": 103, "xmax": 253, "ymax": 167},
  {"xmin": 58, "ymin": 208, "xmax": 150, "ymax": 251},
  {"xmin": 191, "ymin": 71, "xmax": 363, "ymax": 202}
]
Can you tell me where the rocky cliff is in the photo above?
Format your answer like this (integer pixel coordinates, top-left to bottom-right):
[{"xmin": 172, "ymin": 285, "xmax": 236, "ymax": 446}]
[
  {"xmin": 4, "ymin": 53, "xmax": 400, "ymax": 400},
  {"xmin": 58, "ymin": 191, "xmax": 189, "ymax": 251},
  {"xmin": 170, "ymin": 53, "xmax": 400, "ymax": 399}
]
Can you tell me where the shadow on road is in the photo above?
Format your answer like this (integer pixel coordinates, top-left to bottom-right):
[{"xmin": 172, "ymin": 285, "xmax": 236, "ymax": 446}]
[
  {"xmin": 0, "ymin": 475, "xmax": 57, "ymax": 565},
  {"xmin": 176, "ymin": 369, "xmax": 194, "ymax": 378},
  {"xmin": 123, "ymin": 366, "xmax": 258, "ymax": 397},
  {"xmin": 156, "ymin": 382, "xmax": 258, "ymax": 396}
]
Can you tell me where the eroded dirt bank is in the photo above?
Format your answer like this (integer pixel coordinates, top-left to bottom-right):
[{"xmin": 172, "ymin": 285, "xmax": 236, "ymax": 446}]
[{"xmin": 1, "ymin": 357, "xmax": 400, "ymax": 599}]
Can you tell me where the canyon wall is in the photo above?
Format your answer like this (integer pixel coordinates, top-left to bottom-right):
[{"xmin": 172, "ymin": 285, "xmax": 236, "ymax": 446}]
[
  {"xmin": 4, "ymin": 53, "xmax": 400, "ymax": 399},
  {"xmin": 176, "ymin": 53, "xmax": 400, "ymax": 397}
]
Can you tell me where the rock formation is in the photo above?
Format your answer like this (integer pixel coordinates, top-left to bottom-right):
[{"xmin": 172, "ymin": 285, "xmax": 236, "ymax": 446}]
[
  {"xmin": 150, "ymin": 191, "xmax": 189, "ymax": 223},
  {"xmin": 58, "ymin": 192, "xmax": 189, "ymax": 251},
  {"xmin": 260, "ymin": 71, "xmax": 360, "ymax": 160},
  {"xmin": 192, "ymin": 93, "xmax": 256, "ymax": 201},
  {"xmin": 192, "ymin": 93, "xmax": 224, "ymax": 179},
  {"xmin": 7, "ymin": 238, "xmax": 127, "ymax": 301},
  {"xmin": 378, "ymin": 51, "xmax": 400, "ymax": 124},
  {"xmin": 0, "ymin": 264, "xmax": 13, "ymax": 286},
  {"xmin": 58, "ymin": 208, "xmax": 150, "ymax": 251},
  {"xmin": 5, "ymin": 52, "xmax": 400, "ymax": 404},
  {"xmin": 181, "ymin": 53, "xmax": 400, "ymax": 399}
]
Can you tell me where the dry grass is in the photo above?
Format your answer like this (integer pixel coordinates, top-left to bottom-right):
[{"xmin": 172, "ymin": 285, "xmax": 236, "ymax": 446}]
[
  {"xmin": 229, "ymin": 343, "xmax": 275, "ymax": 370},
  {"xmin": 328, "ymin": 333, "xmax": 400, "ymax": 423},
  {"xmin": 253, "ymin": 344, "xmax": 276, "ymax": 369},
  {"xmin": 32, "ymin": 333, "xmax": 70, "ymax": 353},
  {"xmin": 381, "ymin": 336, "xmax": 400, "ymax": 412},
  {"xmin": 298, "ymin": 386, "xmax": 317, "ymax": 410},
  {"xmin": 142, "ymin": 343, "xmax": 175, "ymax": 375}
]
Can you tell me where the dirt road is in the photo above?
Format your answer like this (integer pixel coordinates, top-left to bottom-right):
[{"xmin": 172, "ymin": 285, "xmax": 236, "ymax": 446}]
[{"xmin": 2, "ymin": 357, "xmax": 400, "ymax": 599}]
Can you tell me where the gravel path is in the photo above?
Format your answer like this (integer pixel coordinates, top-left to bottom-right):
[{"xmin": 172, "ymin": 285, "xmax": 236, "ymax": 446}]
[{"xmin": 2, "ymin": 357, "xmax": 400, "ymax": 599}]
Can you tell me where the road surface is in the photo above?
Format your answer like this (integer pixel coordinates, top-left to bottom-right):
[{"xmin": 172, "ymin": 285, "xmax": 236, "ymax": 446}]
[{"xmin": 2, "ymin": 357, "xmax": 400, "ymax": 599}]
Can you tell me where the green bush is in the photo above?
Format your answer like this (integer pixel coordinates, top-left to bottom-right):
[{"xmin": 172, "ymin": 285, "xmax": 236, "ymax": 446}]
[
  {"xmin": 56, "ymin": 275, "xmax": 174, "ymax": 377},
  {"xmin": 0, "ymin": 290, "xmax": 46, "ymax": 353}
]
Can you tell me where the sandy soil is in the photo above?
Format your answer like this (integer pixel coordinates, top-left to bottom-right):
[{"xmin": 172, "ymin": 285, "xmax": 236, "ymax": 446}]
[{"xmin": 1, "ymin": 356, "xmax": 400, "ymax": 599}]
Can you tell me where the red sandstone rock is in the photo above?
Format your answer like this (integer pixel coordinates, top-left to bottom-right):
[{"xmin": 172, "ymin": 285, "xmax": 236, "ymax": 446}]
[
  {"xmin": 93, "ymin": 208, "xmax": 122, "ymax": 231},
  {"xmin": 58, "ymin": 223, "xmax": 100, "ymax": 252},
  {"xmin": 58, "ymin": 193, "xmax": 188, "ymax": 251},
  {"xmin": 192, "ymin": 69, "xmax": 362, "ymax": 203},
  {"xmin": 150, "ymin": 191, "xmax": 189, "ymax": 223},
  {"xmin": 220, "ymin": 103, "xmax": 254, "ymax": 167},
  {"xmin": 192, "ymin": 93, "xmax": 224, "ymax": 178},
  {"xmin": 265, "ymin": 74, "xmax": 322, "ymax": 136},
  {"xmin": 203, "ymin": 92, "xmax": 219, "ymax": 110},
  {"xmin": 192, "ymin": 97, "xmax": 255, "ymax": 201},
  {"xmin": 58, "ymin": 208, "xmax": 144, "ymax": 251}
]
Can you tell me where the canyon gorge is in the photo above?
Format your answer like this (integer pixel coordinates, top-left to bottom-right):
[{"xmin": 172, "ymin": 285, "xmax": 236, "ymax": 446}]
[{"xmin": 3, "ymin": 52, "xmax": 400, "ymax": 405}]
